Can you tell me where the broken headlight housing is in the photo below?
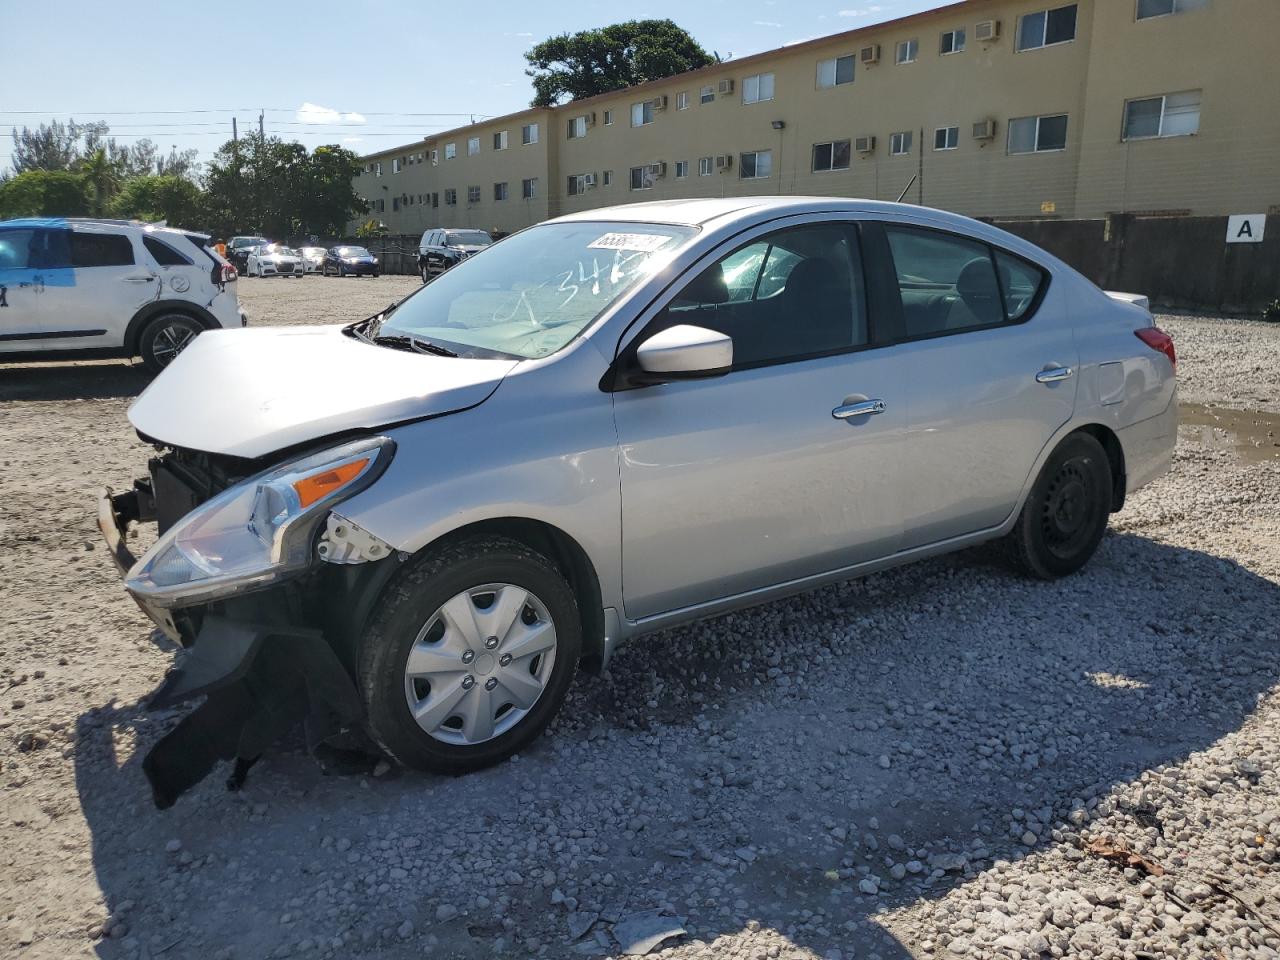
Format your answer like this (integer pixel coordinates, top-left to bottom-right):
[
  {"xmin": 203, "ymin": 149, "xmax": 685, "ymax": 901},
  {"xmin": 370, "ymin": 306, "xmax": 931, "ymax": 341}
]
[{"xmin": 126, "ymin": 436, "xmax": 395, "ymax": 608}]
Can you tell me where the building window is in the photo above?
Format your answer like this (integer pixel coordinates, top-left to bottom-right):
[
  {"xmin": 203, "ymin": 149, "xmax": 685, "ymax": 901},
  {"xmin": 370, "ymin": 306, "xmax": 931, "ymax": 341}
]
[
  {"xmin": 1008, "ymin": 114, "xmax": 1069, "ymax": 153},
  {"xmin": 1017, "ymin": 4, "xmax": 1078, "ymax": 51},
  {"xmin": 700, "ymin": 85, "xmax": 715, "ymax": 104},
  {"xmin": 444, "ymin": 188, "xmax": 457, "ymax": 206},
  {"xmin": 604, "ymin": 110, "xmax": 614, "ymax": 125},
  {"xmin": 567, "ymin": 116, "xmax": 587, "ymax": 139},
  {"xmin": 895, "ymin": 39, "xmax": 918, "ymax": 64},
  {"xmin": 630, "ymin": 166, "xmax": 656, "ymax": 190},
  {"xmin": 1122, "ymin": 90, "xmax": 1201, "ymax": 140},
  {"xmin": 934, "ymin": 126, "xmax": 960, "ymax": 150},
  {"xmin": 1137, "ymin": 0, "xmax": 1206, "ymax": 18},
  {"xmin": 676, "ymin": 92, "xmax": 689, "ymax": 110},
  {"xmin": 522, "ymin": 123, "xmax": 539, "ymax": 145},
  {"xmin": 392, "ymin": 197, "xmax": 400, "ymax": 212},
  {"xmin": 467, "ymin": 185, "xmax": 481, "ymax": 204},
  {"xmin": 431, "ymin": 192, "xmax": 439, "ymax": 208},
  {"xmin": 940, "ymin": 28, "xmax": 966, "ymax": 54},
  {"xmin": 740, "ymin": 150, "xmax": 772, "ymax": 179},
  {"xmin": 603, "ymin": 170, "xmax": 612, "ymax": 186},
  {"xmin": 675, "ymin": 160, "xmax": 689, "ymax": 179},
  {"xmin": 494, "ymin": 182, "xmax": 508, "ymax": 201},
  {"xmin": 812, "ymin": 139, "xmax": 851, "ymax": 172},
  {"xmin": 493, "ymin": 130, "xmax": 508, "ymax": 150},
  {"xmin": 698, "ymin": 156, "xmax": 713, "ymax": 176},
  {"xmin": 567, "ymin": 175, "xmax": 583, "ymax": 196},
  {"xmin": 742, "ymin": 73, "xmax": 775, "ymax": 104},
  {"xmin": 631, "ymin": 101, "xmax": 655, "ymax": 126},
  {"xmin": 889, "ymin": 131, "xmax": 914, "ymax": 156},
  {"xmin": 392, "ymin": 157, "xmax": 402, "ymax": 173},
  {"xmin": 522, "ymin": 177, "xmax": 537, "ymax": 200},
  {"xmin": 374, "ymin": 161, "xmax": 382, "ymax": 176},
  {"xmin": 467, "ymin": 136, "xmax": 480, "ymax": 156},
  {"xmin": 816, "ymin": 55, "xmax": 855, "ymax": 88},
  {"xmin": 444, "ymin": 143, "xmax": 456, "ymax": 160}
]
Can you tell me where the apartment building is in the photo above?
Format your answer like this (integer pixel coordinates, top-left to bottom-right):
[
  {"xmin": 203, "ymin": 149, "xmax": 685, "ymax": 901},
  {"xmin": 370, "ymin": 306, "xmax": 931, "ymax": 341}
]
[{"xmin": 350, "ymin": 0, "xmax": 1279, "ymax": 235}]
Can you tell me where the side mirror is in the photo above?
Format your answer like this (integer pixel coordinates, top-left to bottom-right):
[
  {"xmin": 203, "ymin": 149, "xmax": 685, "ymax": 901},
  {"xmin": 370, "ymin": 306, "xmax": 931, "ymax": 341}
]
[{"xmin": 633, "ymin": 324, "xmax": 733, "ymax": 383}]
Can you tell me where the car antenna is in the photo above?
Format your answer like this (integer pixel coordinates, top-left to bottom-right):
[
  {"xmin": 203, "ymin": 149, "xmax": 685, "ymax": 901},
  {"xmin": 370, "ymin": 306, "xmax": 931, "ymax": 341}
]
[{"xmin": 897, "ymin": 174, "xmax": 917, "ymax": 204}]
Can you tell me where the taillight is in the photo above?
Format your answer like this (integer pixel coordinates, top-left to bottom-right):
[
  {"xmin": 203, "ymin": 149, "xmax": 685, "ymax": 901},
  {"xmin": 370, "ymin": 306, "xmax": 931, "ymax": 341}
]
[
  {"xmin": 213, "ymin": 263, "xmax": 237, "ymax": 285},
  {"xmin": 1135, "ymin": 327, "xmax": 1176, "ymax": 371}
]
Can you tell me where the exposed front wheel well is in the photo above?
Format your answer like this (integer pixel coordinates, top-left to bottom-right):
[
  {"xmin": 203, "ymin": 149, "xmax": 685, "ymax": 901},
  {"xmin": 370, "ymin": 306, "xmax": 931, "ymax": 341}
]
[
  {"xmin": 1074, "ymin": 424, "xmax": 1126, "ymax": 513},
  {"xmin": 422, "ymin": 519, "xmax": 607, "ymax": 674}
]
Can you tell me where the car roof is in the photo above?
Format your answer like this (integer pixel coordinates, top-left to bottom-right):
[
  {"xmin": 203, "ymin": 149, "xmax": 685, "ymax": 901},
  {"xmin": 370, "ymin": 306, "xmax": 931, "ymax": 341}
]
[{"xmin": 0, "ymin": 217, "xmax": 207, "ymax": 241}]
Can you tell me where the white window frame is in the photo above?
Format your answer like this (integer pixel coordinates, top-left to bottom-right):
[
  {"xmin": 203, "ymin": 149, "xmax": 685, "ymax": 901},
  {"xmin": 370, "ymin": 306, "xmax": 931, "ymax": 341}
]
[
  {"xmin": 1121, "ymin": 90, "xmax": 1201, "ymax": 140},
  {"xmin": 1007, "ymin": 114, "xmax": 1069, "ymax": 154},
  {"xmin": 444, "ymin": 188, "xmax": 457, "ymax": 206},
  {"xmin": 374, "ymin": 161, "xmax": 382, "ymax": 176},
  {"xmin": 889, "ymin": 131, "xmax": 913, "ymax": 156},
  {"xmin": 493, "ymin": 182, "xmax": 508, "ymax": 202},
  {"xmin": 604, "ymin": 110, "xmax": 614, "ymax": 125},
  {"xmin": 467, "ymin": 185, "xmax": 481, "ymax": 203},
  {"xmin": 631, "ymin": 101, "xmax": 655, "ymax": 127},
  {"xmin": 629, "ymin": 166, "xmax": 654, "ymax": 191},
  {"xmin": 700, "ymin": 85, "xmax": 715, "ymax": 104},
  {"xmin": 1136, "ymin": 0, "xmax": 1206, "ymax": 20},
  {"xmin": 895, "ymin": 39, "xmax": 918, "ymax": 64},
  {"xmin": 444, "ymin": 143, "xmax": 456, "ymax": 160},
  {"xmin": 811, "ymin": 139, "xmax": 851, "ymax": 172},
  {"xmin": 493, "ymin": 130, "xmax": 508, "ymax": 150},
  {"xmin": 675, "ymin": 160, "xmax": 689, "ymax": 179},
  {"xmin": 521, "ymin": 123, "xmax": 539, "ymax": 145},
  {"xmin": 676, "ymin": 92, "xmax": 689, "ymax": 110},
  {"xmin": 568, "ymin": 116, "xmax": 587, "ymax": 139},
  {"xmin": 1016, "ymin": 4, "xmax": 1079, "ymax": 52},
  {"xmin": 933, "ymin": 126, "xmax": 960, "ymax": 150},
  {"xmin": 940, "ymin": 28, "xmax": 966, "ymax": 54},
  {"xmin": 739, "ymin": 149, "xmax": 773, "ymax": 179},
  {"xmin": 522, "ymin": 177, "xmax": 537, "ymax": 200},
  {"xmin": 567, "ymin": 174, "xmax": 585, "ymax": 196},
  {"xmin": 603, "ymin": 170, "xmax": 612, "ymax": 186},
  {"xmin": 816, "ymin": 54, "xmax": 855, "ymax": 89},
  {"xmin": 742, "ymin": 73, "xmax": 775, "ymax": 104},
  {"xmin": 698, "ymin": 156, "xmax": 713, "ymax": 176},
  {"xmin": 392, "ymin": 157, "xmax": 402, "ymax": 173},
  {"xmin": 467, "ymin": 136, "xmax": 480, "ymax": 156}
]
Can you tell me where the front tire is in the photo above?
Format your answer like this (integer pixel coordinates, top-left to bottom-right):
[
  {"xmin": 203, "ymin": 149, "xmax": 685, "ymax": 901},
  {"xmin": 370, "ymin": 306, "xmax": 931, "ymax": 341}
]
[
  {"xmin": 357, "ymin": 536, "xmax": 581, "ymax": 773},
  {"xmin": 1004, "ymin": 432, "xmax": 1112, "ymax": 579},
  {"xmin": 139, "ymin": 313, "xmax": 204, "ymax": 373}
]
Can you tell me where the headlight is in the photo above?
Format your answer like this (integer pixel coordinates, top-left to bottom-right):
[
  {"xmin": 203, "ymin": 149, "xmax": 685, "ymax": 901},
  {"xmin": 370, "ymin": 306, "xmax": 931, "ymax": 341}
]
[{"xmin": 125, "ymin": 436, "xmax": 394, "ymax": 608}]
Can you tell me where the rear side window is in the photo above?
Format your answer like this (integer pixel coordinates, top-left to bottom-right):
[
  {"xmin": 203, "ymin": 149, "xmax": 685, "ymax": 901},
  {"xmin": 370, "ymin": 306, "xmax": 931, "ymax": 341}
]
[
  {"xmin": 144, "ymin": 236, "xmax": 192, "ymax": 266},
  {"xmin": 71, "ymin": 232, "xmax": 134, "ymax": 268},
  {"xmin": 994, "ymin": 250, "xmax": 1045, "ymax": 321}
]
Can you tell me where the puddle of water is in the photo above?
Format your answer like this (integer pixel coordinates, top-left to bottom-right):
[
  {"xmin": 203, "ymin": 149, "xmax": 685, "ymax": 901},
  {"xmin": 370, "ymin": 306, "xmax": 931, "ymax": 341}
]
[{"xmin": 1179, "ymin": 403, "xmax": 1280, "ymax": 462}]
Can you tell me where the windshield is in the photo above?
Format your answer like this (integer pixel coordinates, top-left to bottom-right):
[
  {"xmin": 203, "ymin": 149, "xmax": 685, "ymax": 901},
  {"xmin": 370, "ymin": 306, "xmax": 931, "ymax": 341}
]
[
  {"xmin": 233, "ymin": 237, "xmax": 266, "ymax": 249},
  {"xmin": 300, "ymin": 247, "xmax": 325, "ymax": 256},
  {"xmin": 337, "ymin": 246, "xmax": 371, "ymax": 257},
  {"xmin": 267, "ymin": 246, "xmax": 296, "ymax": 257},
  {"xmin": 445, "ymin": 230, "xmax": 492, "ymax": 247},
  {"xmin": 379, "ymin": 221, "xmax": 695, "ymax": 360}
]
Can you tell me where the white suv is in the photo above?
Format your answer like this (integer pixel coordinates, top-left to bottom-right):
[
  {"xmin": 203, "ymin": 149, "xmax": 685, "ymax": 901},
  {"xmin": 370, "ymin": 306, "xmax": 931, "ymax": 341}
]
[{"xmin": 0, "ymin": 218, "xmax": 245, "ymax": 372}]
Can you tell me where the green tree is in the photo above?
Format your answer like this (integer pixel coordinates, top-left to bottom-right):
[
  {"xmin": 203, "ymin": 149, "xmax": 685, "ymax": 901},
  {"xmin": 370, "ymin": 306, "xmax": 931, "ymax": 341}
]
[
  {"xmin": 78, "ymin": 148, "xmax": 120, "ymax": 216},
  {"xmin": 0, "ymin": 170, "xmax": 91, "ymax": 218},
  {"xmin": 9, "ymin": 119, "xmax": 108, "ymax": 173},
  {"xmin": 525, "ymin": 20, "xmax": 715, "ymax": 107},
  {"xmin": 108, "ymin": 175, "xmax": 205, "ymax": 226}
]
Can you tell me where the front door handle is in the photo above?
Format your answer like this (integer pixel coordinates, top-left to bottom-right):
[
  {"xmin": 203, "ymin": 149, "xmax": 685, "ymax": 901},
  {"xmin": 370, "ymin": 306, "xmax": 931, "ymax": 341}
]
[
  {"xmin": 122, "ymin": 274, "xmax": 156, "ymax": 283},
  {"xmin": 1035, "ymin": 366, "xmax": 1074, "ymax": 384},
  {"xmin": 832, "ymin": 398, "xmax": 887, "ymax": 419}
]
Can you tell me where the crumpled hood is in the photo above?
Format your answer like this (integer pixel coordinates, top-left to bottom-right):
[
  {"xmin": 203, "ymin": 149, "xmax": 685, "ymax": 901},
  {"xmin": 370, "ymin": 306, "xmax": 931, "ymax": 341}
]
[{"xmin": 129, "ymin": 325, "xmax": 518, "ymax": 458}]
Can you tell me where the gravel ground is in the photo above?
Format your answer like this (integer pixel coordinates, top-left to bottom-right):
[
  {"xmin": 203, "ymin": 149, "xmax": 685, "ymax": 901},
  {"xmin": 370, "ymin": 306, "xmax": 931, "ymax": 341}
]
[{"xmin": 1, "ymin": 278, "xmax": 1278, "ymax": 960}]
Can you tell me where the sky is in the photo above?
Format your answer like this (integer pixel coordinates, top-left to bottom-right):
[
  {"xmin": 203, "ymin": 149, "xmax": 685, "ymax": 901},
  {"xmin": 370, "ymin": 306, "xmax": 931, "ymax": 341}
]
[{"xmin": 1, "ymin": 0, "xmax": 942, "ymax": 174}]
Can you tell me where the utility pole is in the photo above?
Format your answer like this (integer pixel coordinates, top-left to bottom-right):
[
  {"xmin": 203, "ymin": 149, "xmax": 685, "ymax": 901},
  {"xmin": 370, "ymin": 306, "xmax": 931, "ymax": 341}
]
[
  {"xmin": 259, "ymin": 110, "xmax": 265, "ymax": 139},
  {"xmin": 918, "ymin": 127, "xmax": 924, "ymax": 206}
]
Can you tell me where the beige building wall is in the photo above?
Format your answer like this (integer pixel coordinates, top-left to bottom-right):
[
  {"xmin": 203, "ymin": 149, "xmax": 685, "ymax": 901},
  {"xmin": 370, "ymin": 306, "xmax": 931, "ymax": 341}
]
[{"xmin": 349, "ymin": 0, "xmax": 1278, "ymax": 234}]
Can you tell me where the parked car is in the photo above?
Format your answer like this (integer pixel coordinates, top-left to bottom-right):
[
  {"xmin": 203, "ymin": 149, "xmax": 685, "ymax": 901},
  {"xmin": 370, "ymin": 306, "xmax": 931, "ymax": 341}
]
[
  {"xmin": 227, "ymin": 235, "xmax": 269, "ymax": 274},
  {"xmin": 297, "ymin": 246, "xmax": 327, "ymax": 274},
  {"xmin": 99, "ymin": 198, "xmax": 1177, "ymax": 803},
  {"xmin": 1, "ymin": 217, "xmax": 244, "ymax": 372},
  {"xmin": 417, "ymin": 228, "xmax": 493, "ymax": 282},
  {"xmin": 323, "ymin": 245, "xmax": 379, "ymax": 277},
  {"xmin": 246, "ymin": 243, "xmax": 303, "ymax": 278}
]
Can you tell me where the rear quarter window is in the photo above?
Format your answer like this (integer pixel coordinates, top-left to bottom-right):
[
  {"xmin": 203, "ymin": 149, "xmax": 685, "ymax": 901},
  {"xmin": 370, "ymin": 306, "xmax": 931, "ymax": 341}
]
[{"xmin": 143, "ymin": 236, "xmax": 193, "ymax": 266}]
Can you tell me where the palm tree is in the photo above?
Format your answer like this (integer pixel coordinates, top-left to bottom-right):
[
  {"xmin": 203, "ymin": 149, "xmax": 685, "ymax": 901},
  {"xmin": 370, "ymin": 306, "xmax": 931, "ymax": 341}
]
[{"xmin": 79, "ymin": 148, "xmax": 119, "ymax": 217}]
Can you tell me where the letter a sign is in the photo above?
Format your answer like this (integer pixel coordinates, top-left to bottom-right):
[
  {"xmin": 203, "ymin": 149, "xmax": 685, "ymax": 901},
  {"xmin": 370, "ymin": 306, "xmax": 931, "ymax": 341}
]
[{"xmin": 1226, "ymin": 214, "xmax": 1266, "ymax": 244}]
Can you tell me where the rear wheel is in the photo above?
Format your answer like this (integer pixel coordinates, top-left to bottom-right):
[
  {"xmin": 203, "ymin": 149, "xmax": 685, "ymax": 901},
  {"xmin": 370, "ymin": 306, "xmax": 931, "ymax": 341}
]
[
  {"xmin": 1004, "ymin": 432, "xmax": 1112, "ymax": 579},
  {"xmin": 139, "ymin": 313, "xmax": 204, "ymax": 373},
  {"xmin": 357, "ymin": 536, "xmax": 580, "ymax": 773}
]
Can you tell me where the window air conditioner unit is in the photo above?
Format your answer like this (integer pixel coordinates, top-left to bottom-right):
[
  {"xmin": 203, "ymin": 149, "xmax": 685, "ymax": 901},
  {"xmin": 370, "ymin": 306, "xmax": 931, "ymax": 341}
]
[
  {"xmin": 717, "ymin": 79, "xmax": 734, "ymax": 95},
  {"xmin": 648, "ymin": 161, "xmax": 667, "ymax": 177},
  {"xmin": 583, "ymin": 173, "xmax": 597, "ymax": 187},
  {"xmin": 715, "ymin": 154, "xmax": 733, "ymax": 169},
  {"xmin": 975, "ymin": 19, "xmax": 1001, "ymax": 42},
  {"xmin": 860, "ymin": 44, "xmax": 881, "ymax": 64},
  {"xmin": 586, "ymin": 112, "xmax": 597, "ymax": 127},
  {"xmin": 651, "ymin": 95, "xmax": 668, "ymax": 110},
  {"xmin": 972, "ymin": 119, "xmax": 996, "ymax": 141},
  {"xmin": 854, "ymin": 135, "xmax": 876, "ymax": 153}
]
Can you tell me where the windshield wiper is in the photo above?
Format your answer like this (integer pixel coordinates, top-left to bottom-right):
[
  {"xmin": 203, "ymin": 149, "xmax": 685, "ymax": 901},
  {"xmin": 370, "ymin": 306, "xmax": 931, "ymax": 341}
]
[{"xmin": 373, "ymin": 334, "xmax": 458, "ymax": 357}]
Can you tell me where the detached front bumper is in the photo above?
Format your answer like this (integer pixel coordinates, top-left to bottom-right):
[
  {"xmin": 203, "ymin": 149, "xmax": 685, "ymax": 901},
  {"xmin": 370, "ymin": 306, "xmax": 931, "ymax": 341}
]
[{"xmin": 97, "ymin": 486, "xmax": 184, "ymax": 643}]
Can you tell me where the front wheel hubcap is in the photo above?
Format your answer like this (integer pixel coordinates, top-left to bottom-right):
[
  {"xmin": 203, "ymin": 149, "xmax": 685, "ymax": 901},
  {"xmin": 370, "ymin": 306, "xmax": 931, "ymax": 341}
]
[{"xmin": 403, "ymin": 583, "xmax": 558, "ymax": 746}]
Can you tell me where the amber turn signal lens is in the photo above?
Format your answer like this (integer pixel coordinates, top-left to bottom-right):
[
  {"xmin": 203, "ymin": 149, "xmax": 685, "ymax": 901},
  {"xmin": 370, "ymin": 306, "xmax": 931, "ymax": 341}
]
[{"xmin": 292, "ymin": 458, "xmax": 370, "ymax": 508}]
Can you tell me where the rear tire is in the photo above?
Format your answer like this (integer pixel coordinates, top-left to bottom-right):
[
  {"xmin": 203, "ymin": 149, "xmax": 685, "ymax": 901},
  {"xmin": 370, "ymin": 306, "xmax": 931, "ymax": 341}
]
[
  {"xmin": 1004, "ymin": 432, "xmax": 1112, "ymax": 579},
  {"xmin": 139, "ymin": 313, "xmax": 204, "ymax": 373},
  {"xmin": 357, "ymin": 536, "xmax": 581, "ymax": 774}
]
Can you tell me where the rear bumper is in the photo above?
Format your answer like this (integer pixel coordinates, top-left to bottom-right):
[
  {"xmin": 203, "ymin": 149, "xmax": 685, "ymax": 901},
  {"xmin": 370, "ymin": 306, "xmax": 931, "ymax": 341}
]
[{"xmin": 1118, "ymin": 389, "xmax": 1179, "ymax": 494}]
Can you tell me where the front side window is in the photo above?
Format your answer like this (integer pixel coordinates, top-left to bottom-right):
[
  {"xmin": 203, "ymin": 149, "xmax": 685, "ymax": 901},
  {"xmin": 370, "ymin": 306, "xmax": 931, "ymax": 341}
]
[
  {"xmin": 934, "ymin": 126, "xmax": 960, "ymax": 150},
  {"xmin": 467, "ymin": 137, "xmax": 480, "ymax": 156},
  {"xmin": 1017, "ymin": 4, "xmax": 1078, "ymax": 50},
  {"xmin": 444, "ymin": 142, "xmax": 457, "ymax": 160},
  {"xmin": 379, "ymin": 221, "xmax": 695, "ymax": 360},
  {"xmin": 895, "ymin": 38, "xmax": 918, "ymax": 64},
  {"xmin": 522, "ymin": 123, "xmax": 539, "ymax": 145},
  {"xmin": 817, "ymin": 55, "xmax": 855, "ymax": 88},
  {"xmin": 631, "ymin": 101, "xmax": 654, "ymax": 127},
  {"xmin": 1008, "ymin": 114, "xmax": 1069, "ymax": 153},
  {"xmin": 940, "ymin": 28, "xmax": 966, "ymax": 54},
  {"xmin": 890, "ymin": 131, "xmax": 914, "ymax": 156},
  {"xmin": 467, "ymin": 185, "xmax": 481, "ymax": 204},
  {"xmin": 71, "ymin": 231, "xmax": 134, "ymax": 267},
  {"xmin": 1122, "ymin": 90, "xmax": 1201, "ymax": 139},
  {"xmin": 743, "ymin": 73, "xmax": 775, "ymax": 104},
  {"xmin": 1137, "ymin": 0, "xmax": 1207, "ymax": 18},
  {"xmin": 698, "ymin": 156, "xmax": 713, "ymax": 176},
  {"xmin": 739, "ymin": 150, "xmax": 773, "ymax": 179},
  {"xmin": 0, "ymin": 228, "xmax": 37, "ymax": 269},
  {"xmin": 812, "ymin": 139, "xmax": 852, "ymax": 171},
  {"xmin": 660, "ymin": 223, "xmax": 867, "ymax": 368}
]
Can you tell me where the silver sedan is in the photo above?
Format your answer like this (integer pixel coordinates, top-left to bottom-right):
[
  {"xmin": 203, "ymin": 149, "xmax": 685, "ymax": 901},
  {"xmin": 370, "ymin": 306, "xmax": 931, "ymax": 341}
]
[{"xmin": 102, "ymin": 198, "xmax": 1177, "ymax": 799}]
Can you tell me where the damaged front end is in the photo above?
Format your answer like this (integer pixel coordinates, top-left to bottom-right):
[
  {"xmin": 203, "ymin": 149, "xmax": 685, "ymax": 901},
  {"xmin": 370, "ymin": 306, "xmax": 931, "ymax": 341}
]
[{"xmin": 97, "ymin": 436, "xmax": 400, "ymax": 808}]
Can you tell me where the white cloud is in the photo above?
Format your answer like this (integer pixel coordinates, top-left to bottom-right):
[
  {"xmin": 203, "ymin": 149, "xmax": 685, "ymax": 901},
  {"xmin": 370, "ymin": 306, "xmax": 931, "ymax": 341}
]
[
  {"xmin": 504, "ymin": 30, "xmax": 534, "ymax": 37},
  {"xmin": 838, "ymin": 5, "xmax": 885, "ymax": 17},
  {"xmin": 753, "ymin": 19, "xmax": 783, "ymax": 27},
  {"xmin": 342, "ymin": 136, "xmax": 364, "ymax": 144},
  {"xmin": 295, "ymin": 102, "xmax": 366, "ymax": 125}
]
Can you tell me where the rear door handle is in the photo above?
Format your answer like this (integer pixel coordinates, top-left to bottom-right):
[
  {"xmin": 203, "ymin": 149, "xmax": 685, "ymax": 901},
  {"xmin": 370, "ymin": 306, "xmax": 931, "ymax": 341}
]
[
  {"xmin": 122, "ymin": 274, "xmax": 156, "ymax": 283},
  {"xmin": 1035, "ymin": 366, "xmax": 1074, "ymax": 384},
  {"xmin": 832, "ymin": 399, "xmax": 887, "ymax": 419}
]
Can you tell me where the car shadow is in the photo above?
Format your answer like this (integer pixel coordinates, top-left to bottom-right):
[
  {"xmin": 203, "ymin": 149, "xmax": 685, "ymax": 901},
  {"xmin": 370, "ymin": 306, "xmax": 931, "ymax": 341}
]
[
  {"xmin": 73, "ymin": 532, "xmax": 1280, "ymax": 958},
  {"xmin": 0, "ymin": 361, "xmax": 149, "ymax": 402}
]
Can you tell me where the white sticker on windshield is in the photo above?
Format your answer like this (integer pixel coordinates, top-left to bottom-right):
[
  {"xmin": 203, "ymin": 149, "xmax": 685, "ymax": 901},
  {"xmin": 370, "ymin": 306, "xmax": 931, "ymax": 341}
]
[{"xmin": 587, "ymin": 232, "xmax": 671, "ymax": 253}]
